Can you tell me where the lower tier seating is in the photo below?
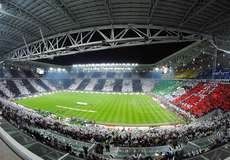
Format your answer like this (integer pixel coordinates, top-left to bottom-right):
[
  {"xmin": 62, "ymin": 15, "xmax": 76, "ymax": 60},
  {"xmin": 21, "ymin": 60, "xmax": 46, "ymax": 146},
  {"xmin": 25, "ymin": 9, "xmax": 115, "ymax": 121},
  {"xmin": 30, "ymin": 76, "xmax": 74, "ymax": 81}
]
[
  {"xmin": 35, "ymin": 79, "xmax": 51, "ymax": 91},
  {"xmin": 172, "ymin": 83, "xmax": 230, "ymax": 117},
  {"xmin": 6, "ymin": 80, "xmax": 21, "ymax": 97},
  {"xmin": 113, "ymin": 79, "xmax": 123, "ymax": 92},
  {"xmin": 93, "ymin": 79, "xmax": 106, "ymax": 91},
  {"xmin": 132, "ymin": 79, "xmax": 142, "ymax": 92},
  {"xmin": 76, "ymin": 79, "xmax": 90, "ymax": 90},
  {"xmin": 21, "ymin": 79, "xmax": 37, "ymax": 94}
]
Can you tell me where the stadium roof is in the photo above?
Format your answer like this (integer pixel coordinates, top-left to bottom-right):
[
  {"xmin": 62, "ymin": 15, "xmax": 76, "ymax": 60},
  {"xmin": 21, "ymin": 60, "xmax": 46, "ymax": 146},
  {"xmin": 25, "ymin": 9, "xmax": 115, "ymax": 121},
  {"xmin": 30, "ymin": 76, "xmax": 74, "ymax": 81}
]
[{"xmin": 0, "ymin": 0, "xmax": 230, "ymax": 60}]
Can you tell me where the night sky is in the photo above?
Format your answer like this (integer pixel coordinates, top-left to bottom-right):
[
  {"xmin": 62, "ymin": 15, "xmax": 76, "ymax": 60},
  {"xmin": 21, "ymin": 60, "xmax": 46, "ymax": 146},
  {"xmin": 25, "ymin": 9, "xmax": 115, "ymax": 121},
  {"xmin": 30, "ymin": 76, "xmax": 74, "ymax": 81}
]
[{"xmin": 38, "ymin": 42, "xmax": 192, "ymax": 65}]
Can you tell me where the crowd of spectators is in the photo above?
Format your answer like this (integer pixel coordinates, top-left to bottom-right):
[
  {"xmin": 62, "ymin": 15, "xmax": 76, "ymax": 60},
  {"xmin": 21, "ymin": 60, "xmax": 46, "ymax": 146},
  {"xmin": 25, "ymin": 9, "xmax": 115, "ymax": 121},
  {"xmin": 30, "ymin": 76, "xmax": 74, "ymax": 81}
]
[
  {"xmin": 1, "ymin": 80, "xmax": 230, "ymax": 159},
  {"xmin": 172, "ymin": 83, "xmax": 230, "ymax": 117},
  {"xmin": 1, "ymin": 97, "xmax": 230, "ymax": 159}
]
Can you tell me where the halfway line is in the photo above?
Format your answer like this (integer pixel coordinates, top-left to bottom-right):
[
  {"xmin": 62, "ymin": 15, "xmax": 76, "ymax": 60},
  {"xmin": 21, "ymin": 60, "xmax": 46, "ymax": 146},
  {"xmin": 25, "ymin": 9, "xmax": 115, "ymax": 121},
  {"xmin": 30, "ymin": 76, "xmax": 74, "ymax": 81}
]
[{"xmin": 56, "ymin": 105, "xmax": 96, "ymax": 113}]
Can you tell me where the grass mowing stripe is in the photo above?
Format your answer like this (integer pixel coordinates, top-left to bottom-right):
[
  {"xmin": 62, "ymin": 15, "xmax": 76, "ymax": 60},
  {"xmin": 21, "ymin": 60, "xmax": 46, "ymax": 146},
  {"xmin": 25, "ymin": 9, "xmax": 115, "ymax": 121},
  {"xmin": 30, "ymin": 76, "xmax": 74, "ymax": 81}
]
[
  {"xmin": 142, "ymin": 98, "xmax": 155, "ymax": 123},
  {"xmin": 14, "ymin": 92, "xmax": 184, "ymax": 126},
  {"xmin": 139, "ymin": 98, "xmax": 149, "ymax": 123},
  {"xmin": 99, "ymin": 96, "xmax": 117, "ymax": 123}
]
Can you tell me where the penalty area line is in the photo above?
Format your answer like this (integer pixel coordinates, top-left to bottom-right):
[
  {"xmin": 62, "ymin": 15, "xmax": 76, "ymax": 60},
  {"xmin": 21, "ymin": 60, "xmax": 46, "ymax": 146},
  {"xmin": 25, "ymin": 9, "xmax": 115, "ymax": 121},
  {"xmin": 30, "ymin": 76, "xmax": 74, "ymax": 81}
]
[{"xmin": 56, "ymin": 105, "xmax": 96, "ymax": 113}]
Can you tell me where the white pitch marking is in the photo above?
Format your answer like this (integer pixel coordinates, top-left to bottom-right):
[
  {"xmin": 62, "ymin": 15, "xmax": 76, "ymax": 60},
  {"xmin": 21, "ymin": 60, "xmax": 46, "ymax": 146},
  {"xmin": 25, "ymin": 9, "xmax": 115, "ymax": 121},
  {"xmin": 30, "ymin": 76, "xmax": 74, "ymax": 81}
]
[
  {"xmin": 56, "ymin": 105, "xmax": 96, "ymax": 113},
  {"xmin": 76, "ymin": 102, "xmax": 88, "ymax": 105}
]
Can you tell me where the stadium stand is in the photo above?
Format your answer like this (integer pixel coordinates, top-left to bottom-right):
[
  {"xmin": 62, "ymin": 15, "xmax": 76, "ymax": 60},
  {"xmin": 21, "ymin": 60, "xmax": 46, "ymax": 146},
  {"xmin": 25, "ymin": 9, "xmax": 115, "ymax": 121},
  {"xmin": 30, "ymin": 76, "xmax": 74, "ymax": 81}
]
[
  {"xmin": 84, "ymin": 79, "xmax": 98, "ymax": 91},
  {"xmin": 132, "ymin": 79, "xmax": 142, "ymax": 92},
  {"xmin": 13, "ymin": 80, "xmax": 31, "ymax": 95},
  {"xmin": 48, "ymin": 79, "xmax": 73, "ymax": 90},
  {"xmin": 172, "ymin": 82, "xmax": 230, "ymax": 117},
  {"xmin": 0, "ymin": 90, "xmax": 8, "ymax": 99},
  {"xmin": 5, "ymin": 80, "xmax": 21, "ymax": 97},
  {"xmin": 1, "ymin": 96, "xmax": 230, "ymax": 159},
  {"xmin": 152, "ymin": 80, "xmax": 185, "ymax": 97},
  {"xmin": 77, "ymin": 79, "xmax": 91, "ymax": 90},
  {"xmin": 0, "ymin": 59, "xmax": 229, "ymax": 160},
  {"xmin": 106, "ymin": 72, "xmax": 116, "ymax": 78},
  {"xmin": 0, "ymin": 81, "xmax": 14, "ymax": 98},
  {"xmin": 21, "ymin": 79, "xmax": 38, "ymax": 94},
  {"xmin": 34, "ymin": 79, "xmax": 52, "ymax": 91},
  {"xmin": 93, "ymin": 79, "xmax": 106, "ymax": 91},
  {"xmin": 141, "ymin": 79, "xmax": 155, "ymax": 92},
  {"xmin": 29, "ymin": 80, "xmax": 46, "ymax": 93},
  {"xmin": 91, "ymin": 72, "xmax": 104, "ymax": 78},
  {"xmin": 174, "ymin": 69, "xmax": 199, "ymax": 79},
  {"xmin": 0, "ymin": 66, "xmax": 229, "ymax": 160},
  {"xmin": 113, "ymin": 79, "xmax": 123, "ymax": 92},
  {"xmin": 123, "ymin": 72, "xmax": 132, "ymax": 78},
  {"xmin": 102, "ymin": 79, "xmax": 114, "ymax": 92},
  {"xmin": 122, "ymin": 79, "xmax": 133, "ymax": 92},
  {"xmin": 40, "ymin": 79, "xmax": 57, "ymax": 91},
  {"xmin": 9, "ymin": 69, "xmax": 21, "ymax": 78},
  {"xmin": 69, "ymin": 79, "xmax": 83, "ymax": 90},
  {"xmin": 4, "ymin": 69, "xmax": 12, "ymax": 78},
  {"xmin": 1, "ymin": 1, "xmax": 230, "ymax": 159},
  {"xmin": 77, "ymin": 72, "xmax": 85, "ymax": 78},
  {"xmin": 23, "ymin": 70, "xmax": 36, "ymax": 78}
]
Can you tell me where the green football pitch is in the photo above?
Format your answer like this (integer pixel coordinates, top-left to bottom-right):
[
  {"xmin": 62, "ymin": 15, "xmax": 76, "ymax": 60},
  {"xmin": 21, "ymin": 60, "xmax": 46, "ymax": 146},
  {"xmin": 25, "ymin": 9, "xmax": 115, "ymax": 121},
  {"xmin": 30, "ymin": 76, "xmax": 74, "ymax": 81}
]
[{"xmin": 14, "ymin": 92, "xmax": 184, "ymax": 126}]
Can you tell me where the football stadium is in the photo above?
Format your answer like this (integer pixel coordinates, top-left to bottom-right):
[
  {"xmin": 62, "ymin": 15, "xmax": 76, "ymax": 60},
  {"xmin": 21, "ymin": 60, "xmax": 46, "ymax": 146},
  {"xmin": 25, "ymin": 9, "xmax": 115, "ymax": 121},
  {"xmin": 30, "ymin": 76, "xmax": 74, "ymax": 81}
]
[{"xmin": 0, "ymin": 1, "xmax": 230, "ymax": 160}]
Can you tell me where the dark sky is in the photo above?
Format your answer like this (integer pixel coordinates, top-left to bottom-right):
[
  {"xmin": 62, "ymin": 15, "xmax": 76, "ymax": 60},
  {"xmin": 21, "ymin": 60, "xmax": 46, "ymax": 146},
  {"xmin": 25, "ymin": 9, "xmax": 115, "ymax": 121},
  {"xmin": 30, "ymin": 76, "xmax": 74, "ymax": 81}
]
[{"xmin": 37, "ymin": 42, "xmax": 192, "ymax": 65}]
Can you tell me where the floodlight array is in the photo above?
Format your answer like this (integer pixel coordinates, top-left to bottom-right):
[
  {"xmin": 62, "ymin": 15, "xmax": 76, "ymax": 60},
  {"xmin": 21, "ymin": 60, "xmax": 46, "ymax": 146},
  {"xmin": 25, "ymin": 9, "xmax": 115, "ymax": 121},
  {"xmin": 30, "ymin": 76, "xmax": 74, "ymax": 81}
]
[
  {"xmin": 49, "ymin": 67, "xmax": 66, "ymax": 72},
  {"xmin": 72, "ymin": 63, "xmax": 138, "ymax": 68},
  {"xmin": 72, "ymin": 63, "xmax": 139, "ymax": 71}
]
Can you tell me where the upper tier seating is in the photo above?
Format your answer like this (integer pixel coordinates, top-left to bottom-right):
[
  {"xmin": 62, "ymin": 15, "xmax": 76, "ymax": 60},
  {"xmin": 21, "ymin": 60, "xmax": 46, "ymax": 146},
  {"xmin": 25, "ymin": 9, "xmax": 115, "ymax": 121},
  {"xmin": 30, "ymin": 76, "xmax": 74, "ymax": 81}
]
[
  {"xmin": 23, "ymin": 70, "xmax": 36, "ymax": 78},
  {"xmin": 123, "ymin": 72, "xmax": 132, "ymax": 78},
  {"xmin": 77, "ymin": 72, "xmax": 85, "ymax": 78},
  {"xmin": 0, "ymin": 68, "xmax": 4, "ymax": 77},
  {"xmin": 175, "ymin": 69, "xmax": 199, "ymax": 79},
  {"xmin": 3, "ymin": 69, "xmax": 12, "ymax": 78},
  {"xmin": 91, "ymin": 72, "xmax": 104, "ymax": 78},
  {"xmin": 9, "ymin": 69, "xmax": 22, "ymax": 78},
  {"xmin": 106, "ymin": 72, "xmax": 116, "ymax": 78}
]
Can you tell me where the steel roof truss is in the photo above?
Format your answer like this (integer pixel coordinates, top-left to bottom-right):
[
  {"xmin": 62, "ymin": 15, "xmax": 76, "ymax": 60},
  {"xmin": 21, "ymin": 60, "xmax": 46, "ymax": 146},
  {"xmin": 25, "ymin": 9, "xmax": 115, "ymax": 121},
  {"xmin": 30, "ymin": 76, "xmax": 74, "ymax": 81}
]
[{"xmin": 8, "ymin": 25, "xmax": 201, "ymax": 61}]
